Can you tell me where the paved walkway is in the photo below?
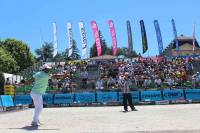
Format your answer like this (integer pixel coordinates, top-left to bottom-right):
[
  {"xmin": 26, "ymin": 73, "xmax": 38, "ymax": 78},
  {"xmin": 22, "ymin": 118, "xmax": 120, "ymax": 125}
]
[{"xmin": 0, "ymin": 104, "xmax": 200, "ymax": 133}]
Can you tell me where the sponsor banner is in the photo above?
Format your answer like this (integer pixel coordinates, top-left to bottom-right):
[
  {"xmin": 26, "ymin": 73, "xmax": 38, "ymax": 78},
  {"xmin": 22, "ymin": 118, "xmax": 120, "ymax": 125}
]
[
  {"xmin": 171, "ymin": 99, "xmax": 187, "ymax": 104},
  {"xmin": 108, "ymin": 20, "xmax": 117, "ymax": 56},
  {"xmin": 54, "ymin": 94, "xmax": 74, "ymax": 104},
  {"xmin": 43, "ymin": 94, "xmax": 54, "ymax": 105},
  {"xmin": 14, "ymin": 95, "xmax": 32, "ymax": 105},
  {"xmin": 91, "ymin": 21, "xmax": 102, "ymax": 56},
  {"xmin": 118, "ymin": 91, "xmax": 140, "ymax": 102},
  {"xmin": 185, "ymin": 89, "xmax": 200, "ymax": 100},
  {"xmin": 141, "ymin": 90, "xmax": 162, "ymax": 101},
  {"xmin": 171, "ymin": 19, "xmax": 179, "ymax": 52},
  {"xmin": 78, "ymin": 21, "xmax": 87, "ymax": 59},
  {"xmin": 163, "ymin": 89, "xmax": 184, "ymax": 101},
  {"xmin": 0, "ymin": 95, "xmax": 14, "ymax": 107},
  {"xmin": 67, "ymin": 22, "xmax": 73, "ymax": 57},
  {"xmin": 75, "ymin": 93, "xmax": 95, "ymax": 103},
  {"xmin": 52, "ymin": 22, "xmax": 58, "ymax": 57},
  {"xmin": 138, "ymin": 101, "xmax": 155, "ymax": 105},
  {"xmin": 0, "ymin": 97, "xmax": 2, "ymax": 107},
  {"xmin": 126, "ymin": 20, "xmax": 133, "ymax": 55},
  {"xmin": 140, "ymin": 20, "xmax": 148, "ymax": 54},
  {"xmin": 96, "ymin": 92, "xmax": 118, "ymax": 103},
  {"xmin": 155, "ymin": 100, "xmax": 170, "ymax": 105},
  {"xmin": 154, "ymin": 20, "xmax": 163, "ymax": 55}
]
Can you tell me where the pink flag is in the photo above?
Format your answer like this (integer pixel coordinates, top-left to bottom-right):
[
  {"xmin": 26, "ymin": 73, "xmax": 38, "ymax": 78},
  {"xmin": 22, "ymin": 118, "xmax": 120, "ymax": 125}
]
[
  {"xmin": 108, "ymin": 20, "xmax": 117, "ymax": 56},
  {"xmin": 91, "ymin": 21, "xmax": 102, "ymax": 57}
]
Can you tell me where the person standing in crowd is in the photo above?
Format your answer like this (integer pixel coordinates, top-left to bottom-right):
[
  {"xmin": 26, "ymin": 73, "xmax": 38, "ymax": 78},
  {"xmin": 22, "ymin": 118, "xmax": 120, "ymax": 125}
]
[
  {"xmin": 5, "ymin": 78, "xmax": 11, "ymax": 85},
  {"xmin": 81, "ymin": 70, "xmax": 88, "ymax": 89},
  {"xmin": 120, "ymin": 72, "xmax": 137, "ymax": 112},
  {"xmin": 30, "ymin": 64, "xmax": 52, "ymax": 126}
]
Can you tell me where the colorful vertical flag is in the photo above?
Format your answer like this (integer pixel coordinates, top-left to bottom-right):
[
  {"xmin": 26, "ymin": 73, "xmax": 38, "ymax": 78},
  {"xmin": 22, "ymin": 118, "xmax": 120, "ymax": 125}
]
[
  {"xmin": 52, "ymin": 22, "xmax": 58, "ymax": 57},
  {"xmin": 126, "ymin": 20, "xmax": 133, "ymax": 55},
  {"xmin": 140, "ymin": 20, "xmax": 148, "ymax": 54},
  {"xmin": 91, "ymin": 21, "xmax": 102, "ymax": 57},
  {"xmin": 171, "ymin": 19, "xmax": 179, "ymax": 52},
  {"xmin": 108, "ymin": 20, "xmax": 117, "ymax": 56},
  {"xmin": 193, "ymin": 23, "xmax": 196, "ymax": 52},
  {"xmin": 67, "ymin": 22, "xmax": 73, "ymax": 57},
  {"xmin": 154, "ymin": 20, "xmax": 164, "ymax": 55},
  {"xmin": 78, "ymin": 21, "xmax": 87, "ymax": 59}
]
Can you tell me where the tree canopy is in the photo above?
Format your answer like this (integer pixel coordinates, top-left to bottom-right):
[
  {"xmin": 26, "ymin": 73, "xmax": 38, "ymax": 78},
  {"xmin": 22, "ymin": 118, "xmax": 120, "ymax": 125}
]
[
  {"xmin": 35, "ymin": 42, "xmax": 54, "ymax": 62},
  {"xmin": 0, "ymin": 38, "xmax": 35, "ymax": 73},
  {"xmin": 0, "ymin": 47, "xmax": 19, "ymax": 73},
  {"xmin": 90, "ymin": 31, "xmax": 138, "ymax": 58}
]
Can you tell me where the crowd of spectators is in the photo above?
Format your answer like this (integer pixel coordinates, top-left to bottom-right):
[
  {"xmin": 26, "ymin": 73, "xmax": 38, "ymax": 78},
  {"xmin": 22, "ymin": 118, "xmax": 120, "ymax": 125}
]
[
  {"xmin": 11, "ymin": 56, "xmax": 200, "ymax": 93},
  {"xmin": 45, "ymin": 56, "xmax": 200, "ymax": 92}
]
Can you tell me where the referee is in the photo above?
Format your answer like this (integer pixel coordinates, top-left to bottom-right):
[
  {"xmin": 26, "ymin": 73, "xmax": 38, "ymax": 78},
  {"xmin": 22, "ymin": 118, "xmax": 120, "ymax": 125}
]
[{"xmin": 120, "ymin": 72, "xmax": 137, "ymax": 112}]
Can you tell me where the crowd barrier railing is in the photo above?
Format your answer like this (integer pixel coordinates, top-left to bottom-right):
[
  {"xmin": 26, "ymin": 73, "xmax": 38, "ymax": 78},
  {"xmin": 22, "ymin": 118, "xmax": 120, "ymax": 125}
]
[{"xmin": 1, "ymin": 89, "xmax": 200, "ymax": 109}]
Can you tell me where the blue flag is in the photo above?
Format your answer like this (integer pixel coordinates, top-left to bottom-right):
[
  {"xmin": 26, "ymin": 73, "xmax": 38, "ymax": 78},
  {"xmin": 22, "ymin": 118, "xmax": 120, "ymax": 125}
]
[
  {"xmin": 154, "ymin": 20, "xmax": 163, "ymax": 55},
  {"xmin": 171, "ymin": 19, "xmax": 179, "ymax": 52},
  {"xmin": 140, "ymin": 20, "xmax": 148, "ymax": 54}
]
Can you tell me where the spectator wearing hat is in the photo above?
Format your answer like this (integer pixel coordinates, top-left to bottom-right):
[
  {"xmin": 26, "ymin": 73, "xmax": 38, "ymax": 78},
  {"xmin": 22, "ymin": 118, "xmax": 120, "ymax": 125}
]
[{"xmin": 119, "ymin": 72, "xmax": 137, "ymax": 112}]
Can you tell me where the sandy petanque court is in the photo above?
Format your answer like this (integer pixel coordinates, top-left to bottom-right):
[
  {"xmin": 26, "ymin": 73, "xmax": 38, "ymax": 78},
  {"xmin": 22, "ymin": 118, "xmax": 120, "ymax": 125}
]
[{"xmin": 0, "ymin": 104, "xmax": 200, "ymax": 133}]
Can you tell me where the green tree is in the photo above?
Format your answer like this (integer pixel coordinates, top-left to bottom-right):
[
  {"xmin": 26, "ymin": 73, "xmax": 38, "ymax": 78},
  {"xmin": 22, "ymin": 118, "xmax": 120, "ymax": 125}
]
[
  {"xmin": 35, "ymin": 42, "xmax": 54, "ymax": 62},
  {"xmin": 0, "ymin": 72, "xmax": 5, "ymax": 95},
  {"xmin": 90, "ymin": 31, "xmax": 111, "ymax": 57},
  {"xmin": 1, "ymin": 38, "xmax": 35, "ymax": 72},
  {"xmin": 0, "ymin": 47, "xmax": 19, "ymax": 73},
  {"xmin": 68, "ymin": 40, "xmax": 81, "ymax": 60},
  {"xmin": 116, "ymin": 47, "xmax": 138, "ymax": 57}
]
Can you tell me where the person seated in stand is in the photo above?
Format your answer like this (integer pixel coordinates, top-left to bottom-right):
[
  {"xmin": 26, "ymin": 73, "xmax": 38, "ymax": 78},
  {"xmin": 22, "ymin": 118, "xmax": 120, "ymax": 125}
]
[
  {"xmin": 96, "ymin": 77, "xmax": 104, "ymax": 90},
  {"xmin": 63, "ymin": 77, "xmax": 71, "ymax": 93},
  {"xmin": 107, "ymin": 76, "xmax": 116, "ymax": 89},
  {"xmin": 155, "ymin": 77, "xmax": 162, "ymax": 88}
]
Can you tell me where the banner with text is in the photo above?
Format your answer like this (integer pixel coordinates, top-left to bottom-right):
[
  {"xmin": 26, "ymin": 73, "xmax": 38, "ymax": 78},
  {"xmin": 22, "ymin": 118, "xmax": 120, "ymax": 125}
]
[
  {"xmin": 14, "ymin": 95, "xmax": 32, "ymax": 105},
  {"xmin": 119, "ymin": 91, "xmax": 140, "ymax": 102},
  {"xmin": 78, "ymin": 21, "xmax": 88, "ymax": 59},
  {"xmin": 67, "ymin": 22, "xmax": 74, "ymax": 57},
  {"xmin": 52, "ymin": 22, "xmax": 58, "ymax": 57},
  {"xmin": 140, "ymin": 20, "xmax": 148, "ymax": 54},
  {"xmin": 185, "ymin": 89, "xmax": 200, "ymax": 100},
  {"xmin": 141, "ymin": 90, "xmax": 162, "ymax": 101},
  {"xmin": 171, "ymin": 19, "xmax": 179, "ymax": 52},
  {"xmin": 75, "ymin": 93, "xmax": 95, "ymax": 103},
  {"xmin": 154, "ymin": 20, "xmax": 163, "ymax": 55},
  {"xmin": 54, "ymin": 94, "xmax": 74, "ymax": 104},
  {"xmin": 91, "ymin": 21, "xmax": 102, "ymax": 57},
  {"xmin": 163, "ymin": 89, "xmax": 184, "ymax": 100},
  {"xmin": 126, "ymin": 20, "xmax": 133, "ymax": 56},
  {"xmin": 43, "ymin": 94, "xmax": 54, "ymax": 105},
  {"xmin": 108, "ymin": 20, "xmax": 118, "ymax": 56},
  {"xmin": 97, "ymin": 92, "xmax": 118, "ymax": 103}
]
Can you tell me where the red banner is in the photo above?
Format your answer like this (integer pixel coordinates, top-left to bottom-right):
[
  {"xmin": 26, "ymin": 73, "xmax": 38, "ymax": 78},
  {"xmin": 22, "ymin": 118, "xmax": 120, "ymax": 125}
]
[
  {"xmin": 91, "ymin": 21, "xmax": 102, "ymax": 57},
  {"xmin": 108, "ymin": 20, "xmax": 117, "ymax": 56}
]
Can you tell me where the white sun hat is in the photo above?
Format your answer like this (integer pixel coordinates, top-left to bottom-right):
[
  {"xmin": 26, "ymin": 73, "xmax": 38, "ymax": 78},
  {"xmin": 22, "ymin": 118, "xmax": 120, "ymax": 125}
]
[{"xmin": 41, "ymin": 63, "xmax": 52, "ymax": 69}]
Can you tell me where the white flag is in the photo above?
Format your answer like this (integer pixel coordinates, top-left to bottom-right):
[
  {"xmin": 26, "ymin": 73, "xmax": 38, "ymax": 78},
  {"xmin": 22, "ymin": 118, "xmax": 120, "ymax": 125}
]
[
  {"xmin": 78, "ymin": 21, "xmax": 87, "ymax": 59},
  {"xmin": 52, "ymin": 22, "xmax": 58, "ymax": 57},
  {"xmin": 67, "ymin": 22, "xmax": 73, "ymax": 57}
]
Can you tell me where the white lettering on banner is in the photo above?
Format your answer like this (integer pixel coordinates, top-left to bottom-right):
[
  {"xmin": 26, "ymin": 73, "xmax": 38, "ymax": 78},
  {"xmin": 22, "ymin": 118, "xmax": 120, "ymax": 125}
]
[
  {"xmin": 91, "ymin": 21, "xmax": 102, "ymax": 56},
  {"xmin": 67, "ymin": 22, "xmax": 73, "ymax": 57},
  {"xmin": 164, "ymin": 92, "xmax": 183, "ymax": 98}
]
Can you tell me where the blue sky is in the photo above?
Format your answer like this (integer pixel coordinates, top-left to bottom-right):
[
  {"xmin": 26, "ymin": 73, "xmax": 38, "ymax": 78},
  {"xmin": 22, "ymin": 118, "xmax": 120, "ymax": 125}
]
[{"xmin": 0, "ymin": 0, "xmax": 199, "ymax": 57}]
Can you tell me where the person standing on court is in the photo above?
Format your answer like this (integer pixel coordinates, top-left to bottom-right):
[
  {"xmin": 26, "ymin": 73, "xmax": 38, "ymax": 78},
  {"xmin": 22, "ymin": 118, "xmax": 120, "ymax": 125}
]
[
  {"xmin": 30, "ymin": 64, "xmax": 52, "ymax": 126},
  {"xmin": 120, "ymin": 72, "xmax": 137, "ymax": 112}
]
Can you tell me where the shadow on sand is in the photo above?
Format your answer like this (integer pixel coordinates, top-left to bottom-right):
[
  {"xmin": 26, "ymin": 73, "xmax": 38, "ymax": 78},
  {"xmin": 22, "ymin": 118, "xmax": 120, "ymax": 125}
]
[{"xmin": 8, "ymin": 125, "xmax": 60, "ymax": 131}]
